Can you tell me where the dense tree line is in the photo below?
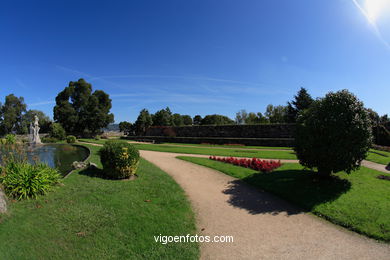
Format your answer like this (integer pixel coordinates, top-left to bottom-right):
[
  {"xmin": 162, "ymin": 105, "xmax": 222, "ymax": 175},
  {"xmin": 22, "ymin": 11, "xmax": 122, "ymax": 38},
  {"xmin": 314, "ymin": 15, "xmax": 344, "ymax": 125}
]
[{"xmin": 0, "ymin": 94, "xmax": 51, "ymax": 136}]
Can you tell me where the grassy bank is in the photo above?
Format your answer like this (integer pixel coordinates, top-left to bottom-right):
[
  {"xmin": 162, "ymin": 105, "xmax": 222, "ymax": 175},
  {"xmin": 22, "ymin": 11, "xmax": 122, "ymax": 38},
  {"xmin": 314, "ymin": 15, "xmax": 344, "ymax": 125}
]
[
  {"xmin": 178, "ymin": 156, "xmax": 390, "ymax": 242},
  {"xmin": 0, "ymin": 144, "xmax": 199, "ymax": 259}
]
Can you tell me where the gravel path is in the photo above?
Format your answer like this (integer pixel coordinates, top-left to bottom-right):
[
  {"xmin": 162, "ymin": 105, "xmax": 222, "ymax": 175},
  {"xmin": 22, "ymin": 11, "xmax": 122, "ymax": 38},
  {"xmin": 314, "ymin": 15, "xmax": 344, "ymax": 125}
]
[{"xmin": 141, "ymin": 150, "xmax": 390, "ymax": 260}]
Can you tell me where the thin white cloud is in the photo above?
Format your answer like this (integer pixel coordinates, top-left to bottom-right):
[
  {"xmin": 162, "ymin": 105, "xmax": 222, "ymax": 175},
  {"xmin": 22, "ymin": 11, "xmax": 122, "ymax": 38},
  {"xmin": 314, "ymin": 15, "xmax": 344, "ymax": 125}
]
[
  {"xmin": 351, "ymin": 0, "xmax": 390, "ymax": 49},
  {"xmin": 29, "ymin": 100, "xmax": 55, "ymax": 106}
]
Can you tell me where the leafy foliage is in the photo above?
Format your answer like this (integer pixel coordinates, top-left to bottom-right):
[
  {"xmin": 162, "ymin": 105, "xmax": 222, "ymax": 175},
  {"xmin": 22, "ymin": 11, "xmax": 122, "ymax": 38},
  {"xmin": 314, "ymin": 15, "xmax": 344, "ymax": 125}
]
[
  {"xmin": 41, "ymin": 137, "xmax": 59, "ymax": 143},
  {"xmin": 4, "ymin": 134, "xmax": 16, "ymax": 144},
  {"xmin": 66, "ymin": 135, "xmax": 77, "ymax": 143},
  {"xmin": 200, "ymin": 114, "xmax": 234, "ymax": 125},
  {"xmin": 49, "ymin": 122, "xmax": 66, "ymax": 140},
  {"xmin": 134, "ymin": 109, "xmax": 153, "ymax": 135},
  {"xmin": 99, "ymin": 141, "xmax": 140, "ymax": 179},
  {"xmin": 294, "ymin": 90, "xmax": 372, "ymax": 176},
  {"xmin": 0, "ymin": 94, "xmax": 27, "ymax": 135},
  {"xmin": 181, "ymin": 115, "xmax": 193, "ymax": 125},
  {"xmin": 20, "ymin": 110, "xmax": 51, "ymax": 134},
  {"xmin": 0, "ymin": 161, "xmax": 61, "ymax": 200},
  {"xmin": 286, "ymin": 87, "xmax": 314, "ymax": 123},
  {"xmin": 265, "ymin": 104, "xmax": 287, "ymax": 123},
  {"xmin": 152, "ymin": 107, "xmax": 173, "ymax": 126},
  {"xmin": 119, "ymin": 121, "xmax": 133, "ymax": 135},
  {"xmin": 193, "ymin": 115, "xmax": 202, "ymax": 125},
  {"xmin": 53, "ymin": 79, "xmax": 114, "ymax": 137},
  {"xmin": 172, "ymin": 113, "xmax": 184, "ymax": 126}
]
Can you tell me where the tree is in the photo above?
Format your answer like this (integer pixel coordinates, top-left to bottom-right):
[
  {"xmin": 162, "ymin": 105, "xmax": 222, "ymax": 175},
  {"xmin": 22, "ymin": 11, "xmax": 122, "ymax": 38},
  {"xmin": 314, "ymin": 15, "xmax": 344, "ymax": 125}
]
[
  {"xmin": 245, "ymin": 112, "xmax": 269, "ymax": 124},
  {"xmin": 201, "ymin": 114, "xmax": 235, "ymax": 125},
  {"xmin": 53, "ymin": 79, "xmax": 114, "ymax": 137},
  {"xmin": 235, "ymin": 109, "xmax": 248, "ymax": 125},
  {"xmin": 265, "ymin": 104, "xmax": 287, "ymax": 123},
  {"xmin": 134, "ymin": 109, "xmax": 153, "ymax": 135},
  {"xmin": 119, "ymin": 121, "xmax": 133, "ymax": 135},
  {"xmin": 20, "ymin": 110, "xmax": 51, "ymax": 134},
  {"xmin": 286, "ymin": 87, "xmax": 314, "ymax": 123},
  {"xmin": 49, "ymin": 122, "xmax": 66, "ymax": 140},
  {"xmin": 294, "ymin": 90, "xmax": 372, "ymax": 177},
  {"xmin": 152, "ymin": 107, "xmax": 173, "ymax": 126},
  {"xmin": 172, "ymin": 113, "xmax": 184, "ymax": 126},
  {"xmin": 182, "ymin": 115, "xmax": 193, "ymax": 125},
  {"xmin": 193, "ymin": 115, "xmax": 202, "ymax": 125},
  {"xmin": 0, "ymin": 94, "xmax": 27, "ymax": 135}
]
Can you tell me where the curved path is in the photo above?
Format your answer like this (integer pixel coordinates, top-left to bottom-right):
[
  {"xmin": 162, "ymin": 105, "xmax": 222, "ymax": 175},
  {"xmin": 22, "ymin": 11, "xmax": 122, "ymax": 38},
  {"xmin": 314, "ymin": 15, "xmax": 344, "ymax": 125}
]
[{"xmin": 141, "ymin": 150, "xmax": 390, "ymax": 260}]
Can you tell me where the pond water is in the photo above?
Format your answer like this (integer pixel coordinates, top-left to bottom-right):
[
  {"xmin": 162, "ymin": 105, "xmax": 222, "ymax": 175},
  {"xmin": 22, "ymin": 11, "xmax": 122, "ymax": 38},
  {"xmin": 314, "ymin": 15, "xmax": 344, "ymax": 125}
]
[{"xmin": 0, "ymin": 144, "xmax": 90, "ymax": 176}]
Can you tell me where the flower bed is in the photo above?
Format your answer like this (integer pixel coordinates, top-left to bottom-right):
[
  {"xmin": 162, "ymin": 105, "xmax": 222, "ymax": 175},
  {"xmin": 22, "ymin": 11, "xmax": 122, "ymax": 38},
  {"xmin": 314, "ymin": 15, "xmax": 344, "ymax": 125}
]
[{"xmin": 209, "ymin": 156, "xmax": 282, "ymax": 173}]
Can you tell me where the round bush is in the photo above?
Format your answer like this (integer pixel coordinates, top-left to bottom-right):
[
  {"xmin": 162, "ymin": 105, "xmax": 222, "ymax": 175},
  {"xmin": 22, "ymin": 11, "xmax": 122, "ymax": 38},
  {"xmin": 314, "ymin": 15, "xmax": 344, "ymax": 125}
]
[
  {"xmin": 294, "ymin": 90, "xmax": 372, "ymax": 176},
  {"xmin": 99, "ymin": 141, "xmax": 140, "ymax": 179},
  {"xmin": 49, "ymin": 123, "xmax": 66, "ymax": 140},
  {"xmin": 66, "ymin": 135, "xmax": 77, "ymax": 143}
]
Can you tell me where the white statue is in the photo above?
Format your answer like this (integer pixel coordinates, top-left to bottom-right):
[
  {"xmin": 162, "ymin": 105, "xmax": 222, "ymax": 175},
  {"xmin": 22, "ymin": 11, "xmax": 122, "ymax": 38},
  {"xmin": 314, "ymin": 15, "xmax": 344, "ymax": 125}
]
[{"xmin": 29, "ymin": 115, "xmax": 42, "ymax": 144}]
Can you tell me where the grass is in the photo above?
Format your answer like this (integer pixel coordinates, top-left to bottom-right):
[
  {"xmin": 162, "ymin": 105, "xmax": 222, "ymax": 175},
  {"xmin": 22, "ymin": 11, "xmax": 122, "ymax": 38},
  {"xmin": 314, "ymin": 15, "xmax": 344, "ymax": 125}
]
[
  {"xmin": 79, "ymin": 139, "xmax": 390, "ymax": 166},
  {"xmin": 0, "ymin": 144, "xmax": 199, "ymax": 260},
  {"xmin": 79, "ymin": 139, "xmax": 297, "ymax": 160},
  {"xmin": 129, "ymin": 141, "xmax": 293, "ymax": 150},
  {"xmin": 367, "ymin": 149, "xmax": 390, "ymax": 165},
  {"xmin": 177, "ymin": 156, "xmax": 390, "ymax": 242}
]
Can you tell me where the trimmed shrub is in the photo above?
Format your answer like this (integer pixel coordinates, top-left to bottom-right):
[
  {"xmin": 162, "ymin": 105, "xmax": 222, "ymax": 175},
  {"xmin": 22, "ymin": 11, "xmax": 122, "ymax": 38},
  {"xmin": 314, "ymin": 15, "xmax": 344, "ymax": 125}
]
[
  {"xmin": 49, "ymin": 123, "xmax": 66, "ymax": 140},
  {"xmin": 99, "ymin": 141, "xmax": 140, "ymax": 179},
  {"xmin": 0, "ymin": 162, "xmax": 61, "ymax": 200},
  {"xmin": 294, "ymin": 90, "xmax": 372, "ymax": 176},
  {"xmin": 66, "ymin": 135, "xmax": 77, "ymax": 143}
]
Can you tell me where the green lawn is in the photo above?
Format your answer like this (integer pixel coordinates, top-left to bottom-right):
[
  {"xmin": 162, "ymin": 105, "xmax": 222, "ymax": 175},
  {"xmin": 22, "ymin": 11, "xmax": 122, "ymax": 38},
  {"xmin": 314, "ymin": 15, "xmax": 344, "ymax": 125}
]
[
  {"xmin": 0, "ymin": 144, "xmax": 199, "ymax": 260},
  {"xmin": 178, "ymin": 156, "xmax": 390, "ymax": 242},
  {"xmin": 367, "ymin": 149, "xmax": 390, "ymax": 165},
  {"xmin": 79, "ymin": 139, "xmax": 297, "ymax": 160},
  {"xmin": 128, "ymin": 141, "xmax": 293, "ymax": 150}
]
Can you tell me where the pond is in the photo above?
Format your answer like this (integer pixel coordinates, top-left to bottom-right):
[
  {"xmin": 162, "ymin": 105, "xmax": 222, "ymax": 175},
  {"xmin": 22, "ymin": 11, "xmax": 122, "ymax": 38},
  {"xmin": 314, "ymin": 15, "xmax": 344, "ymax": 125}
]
[{"xmin": 0, "ymin": 144, "xmax": 90, "ymax": 176}]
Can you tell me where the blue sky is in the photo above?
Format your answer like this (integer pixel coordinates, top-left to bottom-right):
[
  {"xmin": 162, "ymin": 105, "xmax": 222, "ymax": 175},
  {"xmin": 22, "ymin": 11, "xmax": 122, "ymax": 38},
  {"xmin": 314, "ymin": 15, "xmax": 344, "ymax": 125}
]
[{"xmin": 1, "ymin": 0, "xmax": 389, "ymax": 123}]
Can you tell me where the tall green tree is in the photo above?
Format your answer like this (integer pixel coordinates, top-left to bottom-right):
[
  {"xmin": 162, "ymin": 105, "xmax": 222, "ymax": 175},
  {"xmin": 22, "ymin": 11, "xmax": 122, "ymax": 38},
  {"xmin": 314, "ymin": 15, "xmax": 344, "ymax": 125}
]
[
  {"xmin": 294, "ymin": 90, "xmax": 372, "ymax": 177},
  {"xmin": 0, "ymin": 94, "xmax": 27, "ymax": 135},
  {"xmin": 134, "ymin": 109, "xmax": 153, "ymax": 135},
  {"xmin": 286, "ymin": 87, "xmax": 314, "ymax": 123},
  {"xmin": 53, "ymin": 79, "xmax": 114, "ymax": 137},
  {"xmin": 152, "ymin": 107, "xmax": 173, "ymax": 126}
]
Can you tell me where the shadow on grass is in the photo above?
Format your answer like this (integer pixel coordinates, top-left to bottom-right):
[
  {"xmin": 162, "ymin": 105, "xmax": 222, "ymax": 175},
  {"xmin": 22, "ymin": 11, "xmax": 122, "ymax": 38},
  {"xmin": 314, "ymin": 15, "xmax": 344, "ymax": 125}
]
[
  {"xmin": 223, "ymin": 169, "xmax": 351, "ymax": 216},
  {"xmin": 369, "ymin": 150, "xmax": 389, "ymax": 157},
  {"xmin": 78, "ymin": 166, "xmax": 106, "ymax": 179}
]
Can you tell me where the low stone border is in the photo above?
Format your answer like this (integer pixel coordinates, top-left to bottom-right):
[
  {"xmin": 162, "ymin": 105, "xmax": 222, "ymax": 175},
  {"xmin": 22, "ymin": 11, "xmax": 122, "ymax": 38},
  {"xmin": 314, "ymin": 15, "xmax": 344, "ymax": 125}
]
[
  {"xmin": 63, "ymin": 143, "xmax": 92, "ymax": 179},
  {"xmin": 0, "ymin": 188, "xmax": 7, "ymax": 214}
]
